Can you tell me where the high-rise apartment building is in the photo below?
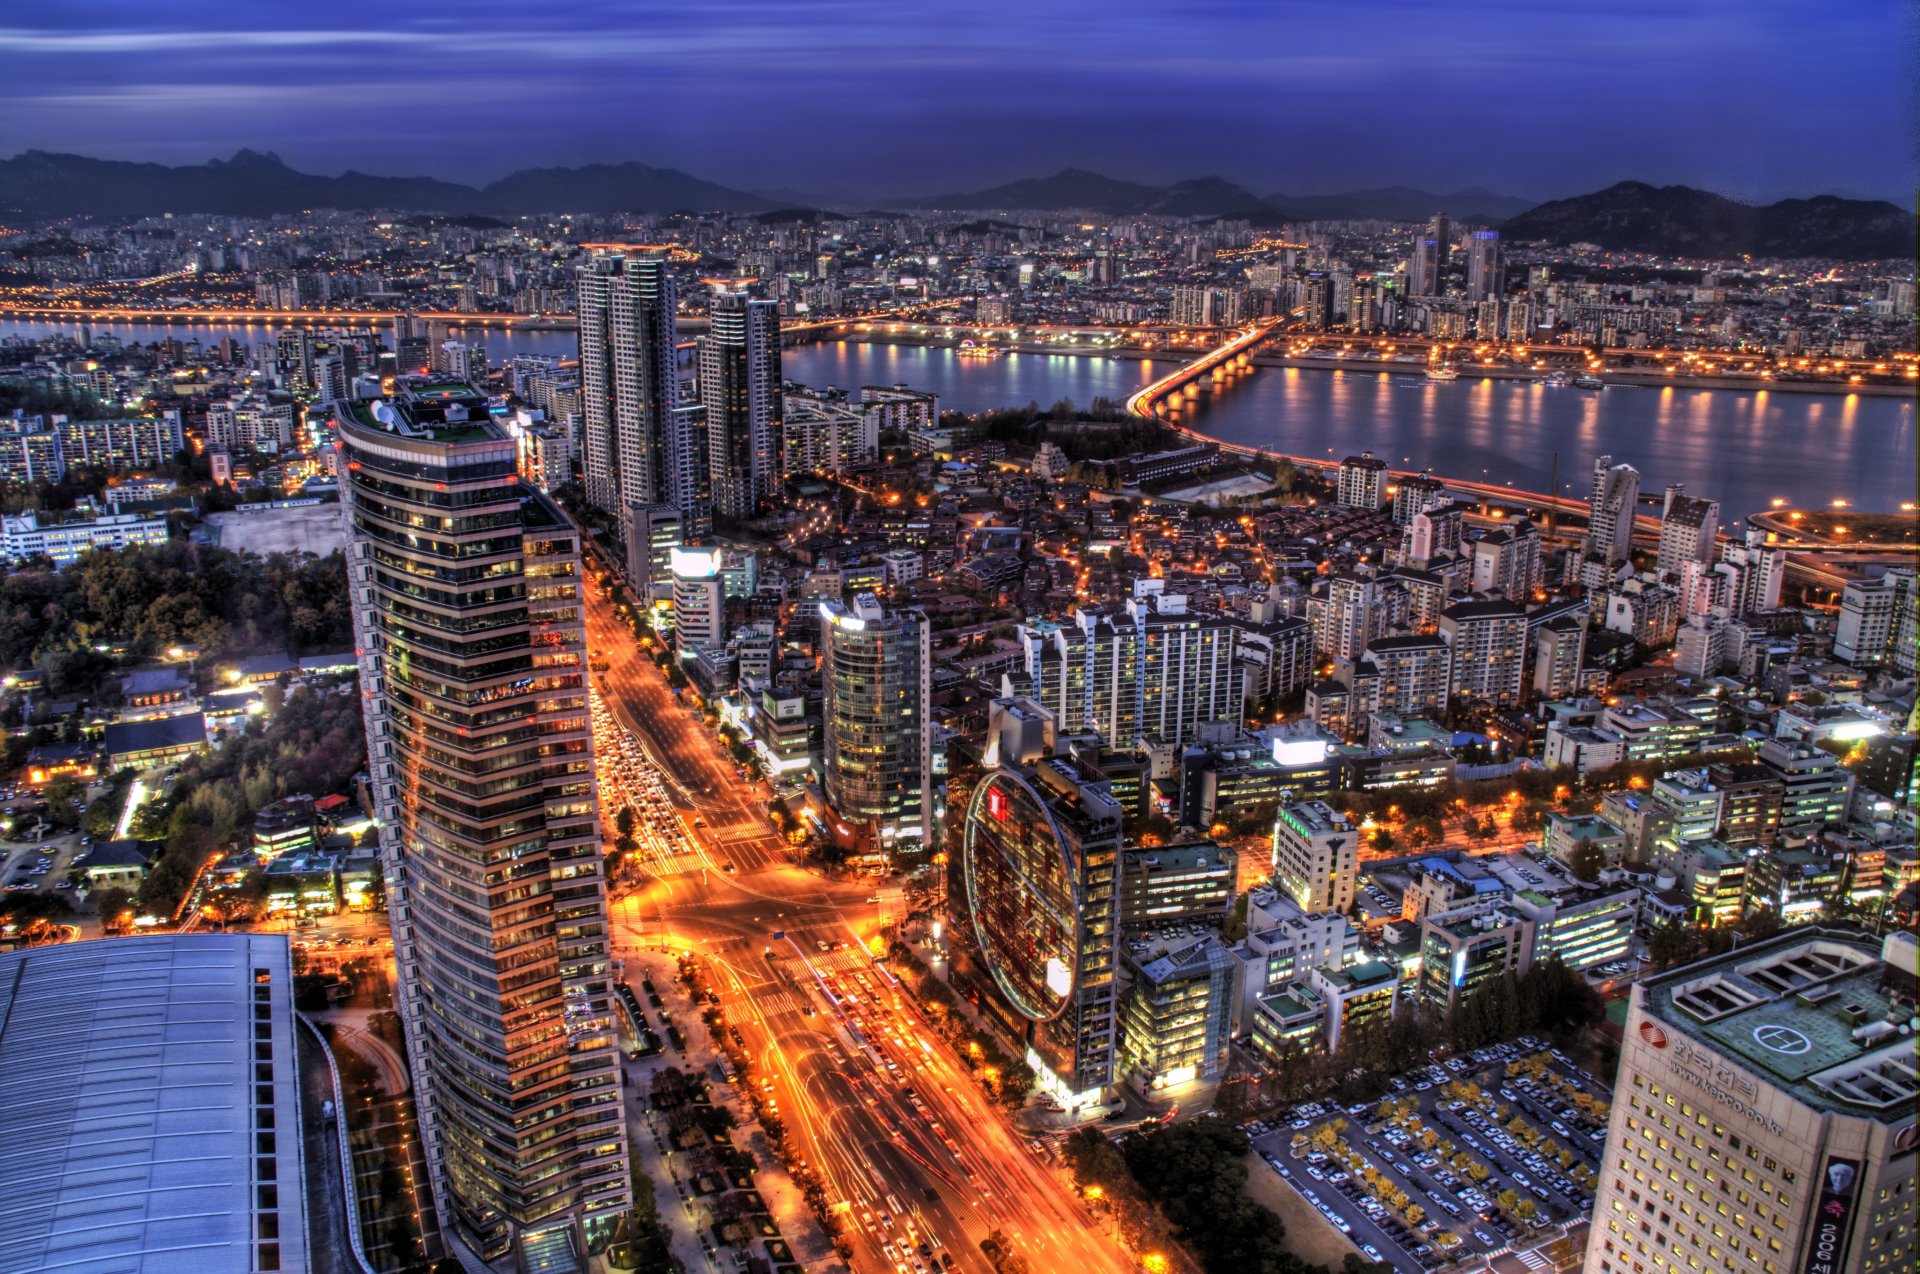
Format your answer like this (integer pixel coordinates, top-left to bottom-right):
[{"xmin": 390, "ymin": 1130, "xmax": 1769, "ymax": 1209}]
[
  {"xmin": 577, "ymin": 250, "xmax": 709, "ymax": 557},
  {"xmin": 1440, "ymin": 599, "xmax": 1530, "ymax": 708},
  {"xmin": 1464, "ymin": 229, "xmax": 1503, "ymax": 301},
  {"xmin": 1656, "ymin": 486, "xmax": 1721, "ymax": 580},
  {"xmin": 1586, "ymin": 930, "xmax": 1917, "ymax": 1274},
  {"xmin": 1581, "ymin": 455, "xmax": 1642, "ymax": 587},
  {"xmin": 698, "ymin": 289, "xmax": 783, "ymax": 521},
  {"xmin": 1337, "ymin": 451, "xmax": 1389, "ymax": 510},
  {"xmin": 338, "ymin": 381, "xmax": 630, "ymax": 1265},
  {"xmin": 821, "ymin": 594, "xmax": 932, "ymax": 850},
  {"xmin": 1021, "ymin": 592, "xmax": 1244, "ymax": 750}
]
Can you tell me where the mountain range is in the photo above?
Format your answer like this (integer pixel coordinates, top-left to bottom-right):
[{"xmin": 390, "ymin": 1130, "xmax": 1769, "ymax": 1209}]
[
  {"xmin": 894, "ymin": 167, "xmax": 1534, "ymax": 223},
  {"xmin": 1498, "ymin": 181, "xmax": 1913, "ymax": 261},
  {"xmin": 0, "ymin": 151, "xmax": 1905, "ymax": 258},
  {"xmin": 0, "ymin": 149, "xmax": 777, "ymax": 218}
]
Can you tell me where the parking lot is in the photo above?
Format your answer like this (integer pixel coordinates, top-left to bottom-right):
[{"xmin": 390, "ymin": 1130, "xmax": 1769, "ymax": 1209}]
[{"xmin": 1246, "ymin": 1036, "xmax": 1610, "ymax": 1271}]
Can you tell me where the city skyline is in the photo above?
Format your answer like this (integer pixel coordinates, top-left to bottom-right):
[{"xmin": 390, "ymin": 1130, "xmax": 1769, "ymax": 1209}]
[{"xmin": 0, "ymin": 0, "xmax": 1911, "ymax": 203}]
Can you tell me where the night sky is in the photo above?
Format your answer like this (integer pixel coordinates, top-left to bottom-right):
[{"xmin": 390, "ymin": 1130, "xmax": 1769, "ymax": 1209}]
[{"xmin": 1, "ymin": 0, "xmax": 1909, "ymax": 203}]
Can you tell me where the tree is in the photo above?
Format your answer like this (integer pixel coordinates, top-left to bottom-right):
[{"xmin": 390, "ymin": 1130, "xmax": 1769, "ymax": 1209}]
[
  {"xmin": 42, "ymin": 774, "xmax": 86, "ymax": 827},
  {"xmin": 1565, "ymin": 839, "xmax": 1608, "ymax": 883}
]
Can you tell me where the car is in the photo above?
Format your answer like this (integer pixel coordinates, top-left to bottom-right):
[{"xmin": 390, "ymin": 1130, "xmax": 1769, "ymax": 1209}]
[{"xmin": 1472, "ymin": 1229, "xmax": 1495, "ymax": 1244}]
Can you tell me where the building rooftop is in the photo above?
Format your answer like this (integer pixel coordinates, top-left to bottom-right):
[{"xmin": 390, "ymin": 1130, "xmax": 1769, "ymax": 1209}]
[
  {"xmin": 0, "ymin": 934, "xmax": 309, "ymax": 1272},
  {"xmin": 1643, "ymin": 928, "xmax": 1918, "ymax": 1121}
]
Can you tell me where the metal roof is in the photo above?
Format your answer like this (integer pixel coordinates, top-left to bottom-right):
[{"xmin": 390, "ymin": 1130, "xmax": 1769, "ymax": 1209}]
[{"xmin": 0, "ymin": 935, "xmax": 308, "ymax": 1273}]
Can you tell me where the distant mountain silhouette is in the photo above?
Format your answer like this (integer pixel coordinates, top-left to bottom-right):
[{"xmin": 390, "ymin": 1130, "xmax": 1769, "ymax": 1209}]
[
  {"xmin": 1500, "ymin": 181, "xmax": 1913, "ymax": 260},
  {"xmin": 1264, "ymin": 184, "xmax": 1535, "ymax": 223},
  {"xmin": 901, "ymin": 168, "xmax": 1532, "ymax": 222},
  {"xmin": 0, "ymin": 149, "xmax": 777, "ymax": 218}
]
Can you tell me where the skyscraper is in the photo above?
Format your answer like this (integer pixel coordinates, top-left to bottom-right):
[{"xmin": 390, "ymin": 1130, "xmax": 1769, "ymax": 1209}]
[
  {"xmin": 338, "ymin": 381, "xmax": 631, "ymax": 1265},
  {"xmin": 1464, "ymin": 229, "xmax": 1503, "ymax": 301},
  {"xmin": 1407, "ymin": 213, "xmax": 1451, "ymax": 296},
  {"xmin": 820, "ymin": 594, "xmax": 932, "ymax": 851},
  {"xmin": 698, "ymin": 288, "xmax": 783, "ymax": 521},
  {"xmin": 577, "ymin": 249, "xmax": 709, "ymax": 558}
]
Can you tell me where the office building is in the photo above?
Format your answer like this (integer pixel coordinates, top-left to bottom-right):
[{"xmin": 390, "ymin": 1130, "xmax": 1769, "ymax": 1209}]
[
  {"xmin": 1118, "ymin": 931, "xmax": 1238, "ymax": 1092},
  {"xmin": 1508, "ymin": 885, "xmax": 1639, "ymax": 972},
  {"xmin": 1271, "ymin": 800, "xmax": 1360, "ymax": 913},
  {"xmin": 1585, "ymin": 930, "xmax": 1918, "ymax": 1274},
  {"xmin": 1310, "ymin": 959, "xmax": 1399, "ymax": 1051},
  {"xmin": 1337, "ymin": 451, "xmax": 1389, "ymax": 510},
  {"xmin": 623, "ymin": 502, "xmax": 683, "ymax": 601},
  {"xmin": 1417, "ymin": 905, "xmax": 1531, "ymax": 1013},
  {"xmin": 820, "ymin": 594, "xmax": 932, "ymax": 850},
  {"xmin": 577, "ymin": 250, "xmax": 709, "ymax": 556},
  {"xmin": 1117, "ymin": 842, "xmax": 1236, "ymax": 929},
  {"xmin": 0, "ymin": 508, "xmax": 169, "ymax": 566},
  {"xmin": 1833, "ymin": 569, "xmax": 1917, "ymax": 674},
  {"xmin": 698, "ymin": 289, "xmax": 783, "ymax": 520},
  {"xmin": 1465, "ymin": 229, "xmax": 1503, "ymax": 301},
  {"xmin": 338, "ymin": 380, "xmax": 631, "ymax": 1264},
  {"xmin": 670, "ymin": 545, "xmax": 727, "ymax": 657},
  {"xmin": 1408, "ymin": 214, "xmax": 1451, "ymax": 297},
  {"xmin": 954, "ymin": 751, "xmax": 1123, "ymax": 1103},
  {"xmin": 0, "ymin": 935, "xmax": 312, "ymax": 1273}
]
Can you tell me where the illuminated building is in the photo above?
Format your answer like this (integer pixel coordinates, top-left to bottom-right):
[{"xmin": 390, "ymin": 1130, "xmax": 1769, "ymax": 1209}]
[
  {"xmin": 1271, "ymin": 800, "xmax": 1359, "ymax": 913},
  {"xmin": 1579, "ymin": 455, "xmax": 1641, "ymax": 586},
  {"xmin": 338, "ymin": 380, "xmax": 630, "ymax": 1266},
  {"xmin": 1834, "ymin": 568, "xmax": 1917, "ymax": 674},
  {"xmin": 955, "ymin": 750, "xmax": 1123, "ymax": 1102},
  {"xmin": 1117, "ymin": 842, "xmax": 1236, "ymax": 930},
  {"xmin": 670, "ymin": 545, "xmax": 726, "ymax": 657},
  {"xmin": 1656, "ymin": 485, "xmax": 1721, "ymax": 580},
  {"xmin": 1439, "ymin": 599, "xmax": 1530, "ymax": 708},
  {"xmin": 1464, "ymin": 229, "xmax": 1503, "ymax": 301},
  {"xmin": 1118, "ymin": 931, "xmax": 1236, "ymax": 1092},
  {"xmin": 1585, "ymin": 930, "xmax": 1918, "ymax": 1274},
  {"xmin": 576, "ymin": 249, "xmax": 710, "ymax": 557},
  {"xmin": 1407, "ymin": 214, "xmax": 1450, "ymax": 297},
  {"xmin": 698, "ymin": 288, "xmax": 783, "ymax": 519},
  {"xmin": 1336, "ymin": 451, "xmax": 1389, "ymax": 511},
  {"xmin": 1020, "ymin": 591, "xmax": 1244, "ymax": 750},
  {"xmin": 1507, "ymin": 886, "xmax": 1639, "ymax": 972},
  {"xmin": 1416, "ymin": 905, "xmax": 1529, "ymax": 1013},
  {"xmin": 820, "ymin": 595, "xmax": 931, "ymax": 850}
]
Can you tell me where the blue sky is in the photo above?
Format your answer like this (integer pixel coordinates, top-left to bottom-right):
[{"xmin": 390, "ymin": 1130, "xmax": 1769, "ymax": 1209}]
[{"xmin": 0, "ymin": 0, "xmax": 1909, "ymax": 200}]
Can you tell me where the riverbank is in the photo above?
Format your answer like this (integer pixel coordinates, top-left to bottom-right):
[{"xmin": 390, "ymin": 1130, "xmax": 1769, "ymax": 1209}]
[{"xmin": 834, "ymin": 333, "xmax": 1912, "ymax": 398}]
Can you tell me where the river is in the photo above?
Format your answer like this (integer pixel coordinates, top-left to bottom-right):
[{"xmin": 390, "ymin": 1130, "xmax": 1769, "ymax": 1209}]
[{"xmin": 6, "ymin": 319, "xmax": 1912, "ymax": 518}]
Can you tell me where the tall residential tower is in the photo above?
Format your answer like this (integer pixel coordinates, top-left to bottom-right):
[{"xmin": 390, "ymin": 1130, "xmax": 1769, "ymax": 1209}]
[
  {"xmin": 338, "ymin": 380, "xmax": 630, "ymax": 1267},
  {"xmin": 577, "ymin": 249, "xmax": 709, "ymax": 556},
  {"xmin": 698, "ymin": 288, "xmax": 783, "ymax": 521}
]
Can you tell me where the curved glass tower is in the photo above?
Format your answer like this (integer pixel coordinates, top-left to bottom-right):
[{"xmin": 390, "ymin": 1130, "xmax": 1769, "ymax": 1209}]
[{"xmin": 338, "ymin": 381, "xmax": 630, "ymax": 1266}]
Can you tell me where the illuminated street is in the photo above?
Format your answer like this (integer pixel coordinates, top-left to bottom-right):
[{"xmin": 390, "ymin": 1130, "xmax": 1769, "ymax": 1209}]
[{"xmin": 582, "ymin": 573, "xmax": 1136, "ymax": 1274}]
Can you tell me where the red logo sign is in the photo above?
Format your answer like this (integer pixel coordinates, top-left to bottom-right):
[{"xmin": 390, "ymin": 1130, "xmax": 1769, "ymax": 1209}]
[{"xmin": 1639, "ymin": 1021, "xmax": 1669, "ymax": 1049}]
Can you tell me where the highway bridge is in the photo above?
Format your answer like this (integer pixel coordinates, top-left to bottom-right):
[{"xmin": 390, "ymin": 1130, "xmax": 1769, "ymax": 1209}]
[{"xmin": 1125, "ymin": 318, "xmax": 1282, "ymax": 419}]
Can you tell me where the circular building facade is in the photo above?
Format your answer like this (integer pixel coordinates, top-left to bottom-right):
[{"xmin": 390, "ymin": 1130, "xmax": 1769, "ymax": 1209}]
[{"xmin": 961, "ymin": 770, "xmax": 1081, "ymax": 1021}]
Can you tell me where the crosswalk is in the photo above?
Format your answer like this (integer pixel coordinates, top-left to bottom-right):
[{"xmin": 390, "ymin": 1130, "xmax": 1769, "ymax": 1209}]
[{"xmin": 1516, "ymin": 1248, "xmax": 1552, "ymax": 1270}]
